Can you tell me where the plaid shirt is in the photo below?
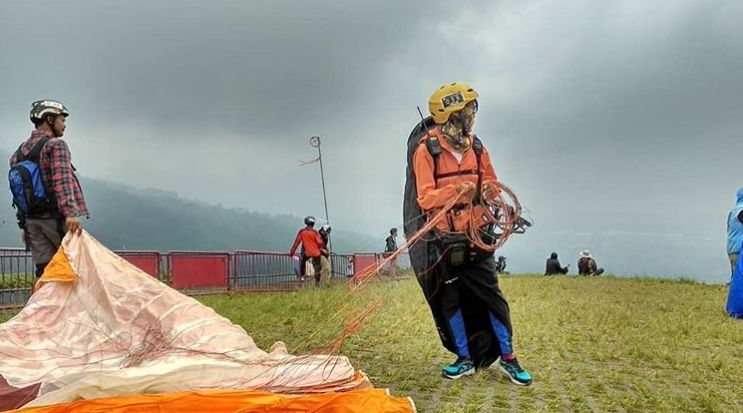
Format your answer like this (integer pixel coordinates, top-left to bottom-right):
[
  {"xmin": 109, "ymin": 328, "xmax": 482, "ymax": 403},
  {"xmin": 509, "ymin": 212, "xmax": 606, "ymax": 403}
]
[{"xmin": 10, "ymin": 130, "xmax": 89, "ymax": 218}]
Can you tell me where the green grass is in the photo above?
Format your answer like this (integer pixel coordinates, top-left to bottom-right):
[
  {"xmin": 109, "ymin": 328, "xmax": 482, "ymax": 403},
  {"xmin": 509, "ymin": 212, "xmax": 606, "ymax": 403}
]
[
  {"xmin": 2, "ymin": 273, "xmax": 742, "ymax": 412},
  {"xmin": 0, "ymin": 273, "xmax": 35, "ymax": 289},
  {"xmin": 201, "ymin": 274, "xmax": 743, "ymax": 413}
]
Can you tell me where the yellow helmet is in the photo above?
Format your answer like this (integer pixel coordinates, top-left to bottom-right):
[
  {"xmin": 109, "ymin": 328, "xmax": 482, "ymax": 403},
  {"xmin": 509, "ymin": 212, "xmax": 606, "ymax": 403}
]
[{"xmin": 428, "ymin": 82, "xmax": 479, "ymax": 124}]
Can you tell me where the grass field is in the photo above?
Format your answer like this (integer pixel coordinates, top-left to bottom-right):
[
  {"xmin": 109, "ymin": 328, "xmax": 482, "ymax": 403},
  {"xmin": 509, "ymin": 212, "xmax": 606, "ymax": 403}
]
[
  {"xmin": 199, "ymin": 273, "xmax": 741, "ymax": 413},
  {"xmin": 2, "ymin": 273, "xmax": 741, "ymax": 412}
]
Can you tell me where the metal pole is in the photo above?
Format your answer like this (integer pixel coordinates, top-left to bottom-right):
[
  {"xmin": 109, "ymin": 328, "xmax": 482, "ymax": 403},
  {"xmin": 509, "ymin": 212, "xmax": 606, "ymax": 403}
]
[{"xmin": 310, "ymin": 136, "xmax": 331, "ymax": 251}]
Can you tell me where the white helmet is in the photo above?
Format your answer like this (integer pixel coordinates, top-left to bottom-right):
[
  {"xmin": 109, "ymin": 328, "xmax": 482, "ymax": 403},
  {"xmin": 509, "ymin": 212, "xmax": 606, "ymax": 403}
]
[{"xmin": 30, "ymin": 99, "xmax": 69, "ymax": 124}]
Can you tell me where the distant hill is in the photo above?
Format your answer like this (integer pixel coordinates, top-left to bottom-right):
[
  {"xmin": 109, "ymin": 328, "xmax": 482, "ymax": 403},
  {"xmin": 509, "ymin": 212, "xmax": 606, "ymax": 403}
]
[{"xmin": 0, "ymin": 153, "xmax": 377, "ymax": 253}]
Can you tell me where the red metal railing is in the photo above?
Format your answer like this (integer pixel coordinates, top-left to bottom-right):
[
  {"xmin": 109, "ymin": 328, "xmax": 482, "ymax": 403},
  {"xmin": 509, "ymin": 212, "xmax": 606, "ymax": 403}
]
[
  {"xmin": 352, "ymin": 253, "xmax": 378, "ymax": 277},
  {"xmin": 168, "ymin": 251, "xmax": 230, "ymax": 292},
  {"xmin": 114, "ymin": 251, "xmax": 162, "ymax": 278},
  {"xmin": 330, "ymin": 254, "xmax": 355, "ymax": 278},
  {"xmin": 233, "ymin": 250, "xmax": 299, "ymax": 291},
  {"xmin": 0, "ymin": 248, "xmax": 410, "ymax": 309}
]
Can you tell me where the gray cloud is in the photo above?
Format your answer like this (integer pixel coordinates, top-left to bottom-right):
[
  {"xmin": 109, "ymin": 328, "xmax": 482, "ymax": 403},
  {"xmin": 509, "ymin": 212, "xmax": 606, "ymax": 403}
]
[{"xmin": 1, "ymin": 0, "xmax": 445, "ymax": 138}]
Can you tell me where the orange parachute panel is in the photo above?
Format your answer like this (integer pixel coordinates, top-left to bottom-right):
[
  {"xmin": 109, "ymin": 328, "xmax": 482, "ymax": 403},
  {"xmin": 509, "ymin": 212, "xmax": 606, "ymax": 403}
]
[
  {"xmin": 9, "ymin": 389, "xmax": 415, "ymax": 413},
  {"xmin": 38, "ymin": 246, "xmax": 78, "ymax": 283}
]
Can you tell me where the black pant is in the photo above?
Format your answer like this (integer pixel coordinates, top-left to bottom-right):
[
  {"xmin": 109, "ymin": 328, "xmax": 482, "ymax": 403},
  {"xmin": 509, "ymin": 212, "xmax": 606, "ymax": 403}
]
[
  {"xmin": 438, "ymin": 256, "xmax": 513, "ymax": 334},
  {"xmin": 435, "ymin": 248, "xmax": 515, "ymax": 361},
  {"xmin": 25, "ymin": 216, "xmax": 66, "ymax": 277},
  {"xmin": 300, "ymin": 255, "xmax": 322, "ymax": 284}
]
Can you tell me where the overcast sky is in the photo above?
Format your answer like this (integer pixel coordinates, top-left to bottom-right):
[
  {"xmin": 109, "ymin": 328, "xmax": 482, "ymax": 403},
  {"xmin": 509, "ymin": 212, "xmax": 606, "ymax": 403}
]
[{"xmin": 1, "ymin": 0, "xmax": 742, "ymax": 280}]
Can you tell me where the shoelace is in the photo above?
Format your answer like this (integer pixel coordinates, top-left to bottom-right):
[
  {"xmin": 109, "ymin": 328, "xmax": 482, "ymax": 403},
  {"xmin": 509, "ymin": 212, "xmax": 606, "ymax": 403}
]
[
  {"xmin": 455, "ymin": 358, "xmax": 469, "ymax": 367},
  {"xmin": 504, "ymin": 359, "xmax": 524, "ymax": 373}
]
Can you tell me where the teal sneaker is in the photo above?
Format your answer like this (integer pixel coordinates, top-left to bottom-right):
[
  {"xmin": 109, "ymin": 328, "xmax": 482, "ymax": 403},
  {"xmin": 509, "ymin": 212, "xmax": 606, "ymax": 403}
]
[
  {"xmin": 498, "ymin": 357, "xmax": 532, "ymax": 386},
  {"xmin": 442, "ymin": 357, "xmax": 475, "ymax": 379}
]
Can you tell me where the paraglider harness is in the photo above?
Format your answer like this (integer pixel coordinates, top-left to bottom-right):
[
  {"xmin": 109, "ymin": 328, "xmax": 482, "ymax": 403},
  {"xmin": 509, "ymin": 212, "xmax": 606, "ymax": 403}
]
[
  {"xmin": 419, "ymin": 132, "xmax": 497, "ymax": 267},
  {"xmin": 404, "ymin": 117, "xmax": 531, "ymax": 267}
]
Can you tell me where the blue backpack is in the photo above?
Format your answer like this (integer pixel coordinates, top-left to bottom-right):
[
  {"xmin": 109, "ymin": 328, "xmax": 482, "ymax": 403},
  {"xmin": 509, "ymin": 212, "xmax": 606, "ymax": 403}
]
[{"xmin": 8, "ymin": 138, "xmax": 55, "ymax": 215}]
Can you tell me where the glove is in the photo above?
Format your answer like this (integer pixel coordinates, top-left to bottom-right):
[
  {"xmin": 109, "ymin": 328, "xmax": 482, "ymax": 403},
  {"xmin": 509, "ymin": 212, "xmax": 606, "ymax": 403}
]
[
  {"xmin": 454, "ymin": 181, "xmax": 477, "ymax": 199},
  {"xmin": 482, "ymin": 182, "xmax": 498, "ymax": 201}
]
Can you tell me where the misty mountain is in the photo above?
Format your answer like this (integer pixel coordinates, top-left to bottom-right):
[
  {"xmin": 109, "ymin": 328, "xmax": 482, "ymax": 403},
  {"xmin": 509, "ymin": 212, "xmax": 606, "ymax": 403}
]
[{"xmin": 0, "ymin": 154, "xmax": 380, "ymax": 253}]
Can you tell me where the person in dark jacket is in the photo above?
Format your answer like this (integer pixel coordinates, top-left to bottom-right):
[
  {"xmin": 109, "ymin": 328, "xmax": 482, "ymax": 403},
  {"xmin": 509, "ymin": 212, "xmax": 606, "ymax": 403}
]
[
  {"xmin": 318, "ymin": 224, "xmax": 331, "ymax": 254},
  {"xmin": 577, "ymin": 250, "xmax": 604, "ymax": 276},
  {"xmin": 384, "ymin": 228, "xmax": 398, "ymax": 254},
  {"xmin": 544, "ymin": 252, "xmax": 569, "ymax": 275},
  {"xmin": 318, "ymin": 224, "xmax": 332, "ymax": 284},
  {"xmin": 383, "ymin": 228, "xmax": 398, "ymax": 277}
]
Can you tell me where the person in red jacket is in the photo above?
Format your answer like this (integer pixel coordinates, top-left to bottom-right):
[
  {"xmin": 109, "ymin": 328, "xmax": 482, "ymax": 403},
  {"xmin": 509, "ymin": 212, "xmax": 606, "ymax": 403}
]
[{"xmin": 289, "ymin": 216, "xmax": 325, "ymax": 286}]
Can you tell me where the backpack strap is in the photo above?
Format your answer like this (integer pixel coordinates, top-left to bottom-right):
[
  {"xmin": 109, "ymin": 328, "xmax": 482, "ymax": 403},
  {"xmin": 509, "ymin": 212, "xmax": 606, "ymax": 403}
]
[
  {"xmin": 471, "ymin": 135, "xmax": 483, "ymax": 156},
  {"xmin": 423, "ymin": 134, "xmax": 484, "ymax": 193},
  {"xmin": 424, "ymin": 136, "xmax": 442, "ymax": 188},
  {"xmin": 472, "ymin": 135, "xmax": 483, "ymax": 201},
  {"xmin": 14, "ymin": 137, "xmax": 50, "ymax": 163}
]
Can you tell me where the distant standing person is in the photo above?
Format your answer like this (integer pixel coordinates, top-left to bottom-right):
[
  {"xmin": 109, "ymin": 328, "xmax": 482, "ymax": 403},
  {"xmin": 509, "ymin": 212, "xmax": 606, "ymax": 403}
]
[
  {"xmin": 577, "ymin": 250, "xmax": 604, "ymax": 276},
  {"xmin": 9, "ymin": 100, "xmax": 88, "ymax": 278},
  {"xmin": 289, "ymin": 216, "xmax": 324, "ymax": 286},
  {"xmin": 727, "ymin": 187, "xmax": 743, "ymax": 275},
  {"xmin": 385, "ymin": 228, "xmax": 398, "ymax": 254},
  {"xmin": 318, "ymin": 224, "xmax": 332, "ymax": 284},
  {"xmin": 545, "ymin": 252, "xmax": 569, "ymax": 275},
  {"xmin": 346, "ymin": 256, "xmax": 355, "ymax": 277},
  {"xmin": 384, "ymin": 227, "xmax": 398, "ymax": 277},
  {"xmin": 319, "ymin": 224, "xmax": 332, "ymax": 247}
]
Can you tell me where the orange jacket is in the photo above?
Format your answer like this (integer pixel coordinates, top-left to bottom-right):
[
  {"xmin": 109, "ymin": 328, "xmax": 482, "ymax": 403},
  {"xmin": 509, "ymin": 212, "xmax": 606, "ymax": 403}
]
[
  {"xmin": 289, "ymin": 227, "xmax": 325, "ymax": 257},
  {"xmin": 413, "ymin": 128, "xmax": 499, "ymax": 232}
]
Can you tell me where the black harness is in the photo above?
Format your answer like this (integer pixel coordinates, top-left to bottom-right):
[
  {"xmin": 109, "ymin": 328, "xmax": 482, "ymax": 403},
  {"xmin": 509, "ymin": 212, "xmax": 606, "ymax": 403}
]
[
  {"xmin": 424, "ymin": 135, "xmax": 484, "ymax": 202},
  {"xmin": 422, "ymin": 135, "xmax": 489, "ymax": 266}
]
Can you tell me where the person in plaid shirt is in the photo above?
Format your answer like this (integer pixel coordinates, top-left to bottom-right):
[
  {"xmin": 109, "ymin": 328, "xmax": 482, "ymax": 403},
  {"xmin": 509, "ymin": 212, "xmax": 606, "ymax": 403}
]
[{"xmin": 10, "ymin": 100, "xmax": 89, "ymax": 277}]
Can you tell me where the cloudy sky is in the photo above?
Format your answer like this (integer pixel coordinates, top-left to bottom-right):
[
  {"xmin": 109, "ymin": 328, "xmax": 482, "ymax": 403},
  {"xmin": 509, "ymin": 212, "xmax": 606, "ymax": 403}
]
[{"xmin": 1, "ymin": 0, "xmax": 741, "ymax": 281}]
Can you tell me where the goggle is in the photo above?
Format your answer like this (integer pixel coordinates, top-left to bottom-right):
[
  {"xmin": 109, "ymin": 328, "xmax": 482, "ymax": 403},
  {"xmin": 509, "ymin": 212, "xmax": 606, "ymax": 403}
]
[{"xmin": 465, "ymin": 100, "xmax": 478, "ymax": 114}]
